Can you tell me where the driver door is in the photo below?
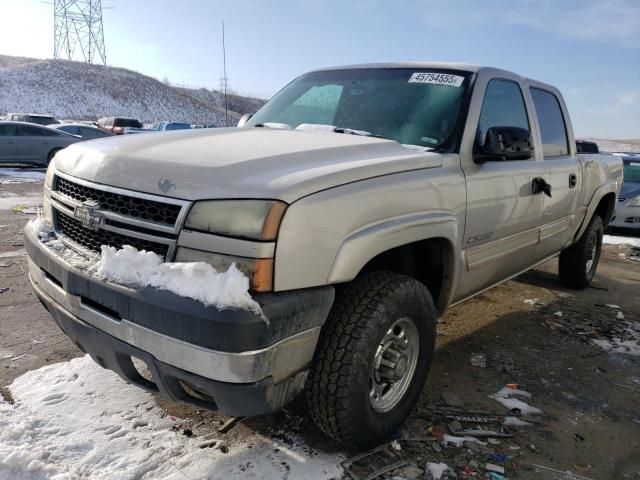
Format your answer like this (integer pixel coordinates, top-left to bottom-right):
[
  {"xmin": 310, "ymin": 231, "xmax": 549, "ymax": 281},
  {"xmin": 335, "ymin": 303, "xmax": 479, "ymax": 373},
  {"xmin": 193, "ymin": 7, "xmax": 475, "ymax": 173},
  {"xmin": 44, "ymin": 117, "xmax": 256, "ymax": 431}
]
[{"xmin": 456, "ymin": 78, "xmax": 545, "ymax": 300}]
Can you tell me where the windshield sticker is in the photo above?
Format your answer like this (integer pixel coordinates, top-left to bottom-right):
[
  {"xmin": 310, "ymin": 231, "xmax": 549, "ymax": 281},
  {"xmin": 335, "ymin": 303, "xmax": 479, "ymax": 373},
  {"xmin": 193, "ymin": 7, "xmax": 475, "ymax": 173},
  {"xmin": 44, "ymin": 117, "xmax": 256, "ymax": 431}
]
[{"xmin": 408, "ymin": 72, "xmax": 464, "ymax": 87}]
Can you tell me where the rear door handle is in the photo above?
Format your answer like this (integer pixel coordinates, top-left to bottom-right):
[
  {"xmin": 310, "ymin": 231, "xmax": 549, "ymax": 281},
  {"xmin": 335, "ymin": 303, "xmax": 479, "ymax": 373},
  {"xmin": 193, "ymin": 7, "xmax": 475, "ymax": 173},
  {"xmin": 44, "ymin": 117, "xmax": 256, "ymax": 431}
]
[{"xmin": 569, "ymin": 173, "xmax": 577, "ymax": 188}]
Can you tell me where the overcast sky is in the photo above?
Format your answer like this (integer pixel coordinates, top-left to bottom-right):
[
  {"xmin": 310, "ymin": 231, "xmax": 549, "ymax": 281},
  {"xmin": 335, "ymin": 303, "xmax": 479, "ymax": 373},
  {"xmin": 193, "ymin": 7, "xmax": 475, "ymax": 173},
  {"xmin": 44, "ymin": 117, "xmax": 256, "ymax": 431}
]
[{"xmin": 1, "ymin": 0, "xmax": 638, "ymax": 138}]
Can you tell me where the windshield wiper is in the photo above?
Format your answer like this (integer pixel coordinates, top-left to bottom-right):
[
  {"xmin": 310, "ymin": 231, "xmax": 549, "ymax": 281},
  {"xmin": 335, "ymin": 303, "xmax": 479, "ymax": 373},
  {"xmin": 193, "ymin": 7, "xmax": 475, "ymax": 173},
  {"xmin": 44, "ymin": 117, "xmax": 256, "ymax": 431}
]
[
  {"xmin": 253, "ymin": 122, "xmax": 292, "ymax": 129},
  {"xmin": 334, "ymin": 127, "xmax": 382, "ymax": 138},
  {"xmin": 294, "ymin": 123, "xmax": 383, "ymax": 139}
]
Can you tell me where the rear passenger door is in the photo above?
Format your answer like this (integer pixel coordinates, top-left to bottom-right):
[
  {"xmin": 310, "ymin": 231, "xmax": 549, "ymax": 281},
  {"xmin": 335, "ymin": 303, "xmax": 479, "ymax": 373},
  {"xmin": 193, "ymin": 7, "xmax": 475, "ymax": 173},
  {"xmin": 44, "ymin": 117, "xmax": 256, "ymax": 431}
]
[
  {"xmin": 529, "ymin": 86, "xmax": 580, "ymax": 256},
  {"xmin": 0, "ymin": 124, "xmax": 18, "ymax": 162},
  {"xmin": 457, "ymin": 77, "xmax": 546, "ymax": 300}
]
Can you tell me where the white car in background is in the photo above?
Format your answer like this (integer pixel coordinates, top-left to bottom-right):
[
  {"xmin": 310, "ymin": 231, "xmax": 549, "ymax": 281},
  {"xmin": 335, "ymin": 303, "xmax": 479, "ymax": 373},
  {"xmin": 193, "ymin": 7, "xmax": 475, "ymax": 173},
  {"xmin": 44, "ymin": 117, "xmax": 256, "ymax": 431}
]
[{"xmin": 609, "ymin": 156, "xmax": 640, "ymax": 232}]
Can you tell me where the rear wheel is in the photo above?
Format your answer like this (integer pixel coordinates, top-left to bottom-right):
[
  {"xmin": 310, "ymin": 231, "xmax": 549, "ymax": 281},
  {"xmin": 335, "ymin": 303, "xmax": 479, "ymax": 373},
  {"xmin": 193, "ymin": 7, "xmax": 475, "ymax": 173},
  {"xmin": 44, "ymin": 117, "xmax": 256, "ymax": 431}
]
[
  {"xmin": 306, "ymin": 271, "xmax": 437, "ymax": 447},
  {"xmin": 46, "ymin": 148, "xmax": 61, "ymax": 165},
  {"xmin": 558, "ymin": 215, "xmax": 603, "ymax": 289}
]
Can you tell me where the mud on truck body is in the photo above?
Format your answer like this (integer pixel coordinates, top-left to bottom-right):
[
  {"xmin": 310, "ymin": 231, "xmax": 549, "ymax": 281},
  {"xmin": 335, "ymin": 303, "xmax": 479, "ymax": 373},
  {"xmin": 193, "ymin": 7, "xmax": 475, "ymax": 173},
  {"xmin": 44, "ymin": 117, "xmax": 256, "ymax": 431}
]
[{"xmin": 26, "ymin": 63, "xmax": 622, "ymax": 447}]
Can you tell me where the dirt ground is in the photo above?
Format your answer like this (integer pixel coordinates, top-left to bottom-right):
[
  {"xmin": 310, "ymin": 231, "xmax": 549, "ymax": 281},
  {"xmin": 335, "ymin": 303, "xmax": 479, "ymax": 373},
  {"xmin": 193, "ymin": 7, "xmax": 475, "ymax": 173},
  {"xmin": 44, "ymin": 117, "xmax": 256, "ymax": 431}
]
[{"xmin": 1, "ymin": 171, "xmax": 639, "ymax": 479}]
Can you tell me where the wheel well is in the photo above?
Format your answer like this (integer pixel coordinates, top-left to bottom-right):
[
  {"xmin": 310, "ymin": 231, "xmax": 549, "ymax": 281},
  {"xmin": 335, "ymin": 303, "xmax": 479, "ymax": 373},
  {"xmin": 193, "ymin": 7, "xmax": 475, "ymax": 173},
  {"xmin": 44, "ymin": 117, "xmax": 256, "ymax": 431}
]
[
  {"xmin": 359, "ymin": 238, "xmax": 453, "ymax": 310},
  {"xmin": 47, "ymin": 147, "xmax": 61, "ymax": 162},
  {"xmin": 595, "ymin": 193, "xmax": 616, "ymax": 225}
]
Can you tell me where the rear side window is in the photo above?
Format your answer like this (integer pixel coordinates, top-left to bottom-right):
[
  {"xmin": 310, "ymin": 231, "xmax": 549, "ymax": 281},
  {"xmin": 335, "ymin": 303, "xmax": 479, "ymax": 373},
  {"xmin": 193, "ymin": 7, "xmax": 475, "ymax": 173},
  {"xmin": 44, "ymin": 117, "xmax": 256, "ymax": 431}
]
[
  {"xmin": 576, "ymin": 141, "xmax": 598, "ymax": 154},
  {"xmin": 530, "ymin": 88, "xmax": 569, "ymax": 157},
  {"xmin": 28, "ymin": 116, "xmax": 55, "ymax": 126},
  {"xmin": 115, "ymin": 118, "xmax": 142, "ymax": 128},
  {"xmin": 17, "ymin": 125, "xmax": 46, "ymax": 136},
  {"xmin": 477, "ymin": 79, "xmax": 530, "ymax": 150}
]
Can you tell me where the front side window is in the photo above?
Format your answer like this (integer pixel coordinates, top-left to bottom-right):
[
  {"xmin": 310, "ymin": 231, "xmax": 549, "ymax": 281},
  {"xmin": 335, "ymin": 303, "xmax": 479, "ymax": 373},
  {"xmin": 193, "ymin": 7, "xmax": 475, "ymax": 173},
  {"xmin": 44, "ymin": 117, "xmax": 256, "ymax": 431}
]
[
  {"xmin": 247, "ymin": 68, "xmax": 471, "ymax": 150},
  {"xmin": 476, "ymin": 79, "xmax": 530, "ymax": 150},
  {"xmin": 530, "ymin": 87, "xmax": 569, "ymax": 157}
]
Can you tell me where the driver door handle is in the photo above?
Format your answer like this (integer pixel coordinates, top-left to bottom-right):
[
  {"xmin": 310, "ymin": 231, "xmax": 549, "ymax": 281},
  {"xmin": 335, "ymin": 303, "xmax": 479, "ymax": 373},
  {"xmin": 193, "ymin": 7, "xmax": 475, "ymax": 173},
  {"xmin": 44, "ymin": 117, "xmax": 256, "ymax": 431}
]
[{"xmin": 532, "ymin": 177, "xmax": 552, "ymax": 197}]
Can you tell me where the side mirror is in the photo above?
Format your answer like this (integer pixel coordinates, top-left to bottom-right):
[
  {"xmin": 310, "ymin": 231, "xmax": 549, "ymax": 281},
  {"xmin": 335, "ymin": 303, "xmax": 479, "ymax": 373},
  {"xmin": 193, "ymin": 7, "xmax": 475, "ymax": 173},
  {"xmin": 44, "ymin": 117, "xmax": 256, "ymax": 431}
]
[
  {"xmin": 237, "ymin": 113, "xmax": 253, "ymax": 128},
  {"xmin": 474, "ymin": 126, "xmax": 533, "ymax": 163}
]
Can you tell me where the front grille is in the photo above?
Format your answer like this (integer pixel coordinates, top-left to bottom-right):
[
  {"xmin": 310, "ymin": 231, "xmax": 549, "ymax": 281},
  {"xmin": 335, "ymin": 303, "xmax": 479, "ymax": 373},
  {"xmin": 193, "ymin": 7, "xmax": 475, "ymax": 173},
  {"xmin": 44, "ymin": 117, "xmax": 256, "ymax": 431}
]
[
  {"xmin": 56, "ymin": 211, "xmax": 169, "ymax": 259},
  {"xmin": 55, "ymin": 176, "xmax": 181, "ymax": 226}
]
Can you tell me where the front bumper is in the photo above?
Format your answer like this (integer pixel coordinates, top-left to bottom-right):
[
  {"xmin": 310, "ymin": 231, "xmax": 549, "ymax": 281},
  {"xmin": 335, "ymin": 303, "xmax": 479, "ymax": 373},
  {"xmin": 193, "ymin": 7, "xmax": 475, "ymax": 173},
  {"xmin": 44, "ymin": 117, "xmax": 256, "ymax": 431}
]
[
  {"xmin": 610, "ymin": 204, "xmax": 640, "ymax": 230},
  {"xmin": 25, "ymin": 227, "xmax": 334, "ymax": 415}
]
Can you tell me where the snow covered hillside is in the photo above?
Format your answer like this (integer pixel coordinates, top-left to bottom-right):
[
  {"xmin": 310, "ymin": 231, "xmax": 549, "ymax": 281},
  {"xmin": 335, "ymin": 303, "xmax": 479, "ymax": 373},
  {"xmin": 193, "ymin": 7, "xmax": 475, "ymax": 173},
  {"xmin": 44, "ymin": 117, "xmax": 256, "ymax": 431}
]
[
  {"xmin": 585, "ymin": 138, "xmax": 640, "ymax": 154},
  {"xmin": 0, "ymin": 55, "xmax": 263, "ymax": 125},
  {"xmin": 174, "ymin": 87, "xmax": 266, "ymax": 117}
]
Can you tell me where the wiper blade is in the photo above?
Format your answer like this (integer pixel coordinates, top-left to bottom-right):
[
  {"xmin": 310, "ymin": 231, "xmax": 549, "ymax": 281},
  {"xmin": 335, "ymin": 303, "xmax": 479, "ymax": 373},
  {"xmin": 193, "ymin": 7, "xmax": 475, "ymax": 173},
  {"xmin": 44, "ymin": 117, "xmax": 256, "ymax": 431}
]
[
  {"xmin": 334, "ymin": 127, "xmax": 382, "ymax": 138},
  {"xmin": 295, "ymin": 123, "xmax": 382, "ymax": 138},
  {"xmin": 254, "ymin": 122, "xmax": 292, "ymax": 129}
]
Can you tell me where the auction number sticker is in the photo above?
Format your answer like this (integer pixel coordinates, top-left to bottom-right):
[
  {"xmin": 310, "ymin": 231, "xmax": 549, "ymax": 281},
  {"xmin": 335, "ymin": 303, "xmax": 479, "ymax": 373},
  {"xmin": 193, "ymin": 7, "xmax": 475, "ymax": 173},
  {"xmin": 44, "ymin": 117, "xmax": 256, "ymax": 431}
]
[{"xmin": 408, "ymin": 72, "xmax": 464, "ymax": 87}]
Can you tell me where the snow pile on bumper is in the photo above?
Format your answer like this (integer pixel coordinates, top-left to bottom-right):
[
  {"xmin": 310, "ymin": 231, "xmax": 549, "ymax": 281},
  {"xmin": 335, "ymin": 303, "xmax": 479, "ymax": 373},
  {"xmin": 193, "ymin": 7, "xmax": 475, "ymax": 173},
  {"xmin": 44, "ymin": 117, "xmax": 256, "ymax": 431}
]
[
  {"xmin": 95, "ymin": 245, "xmax": 262, "ymax": 316},
  {"xmin": 25, "ymin": 218, "xmax": 263, "ymax": 316}
]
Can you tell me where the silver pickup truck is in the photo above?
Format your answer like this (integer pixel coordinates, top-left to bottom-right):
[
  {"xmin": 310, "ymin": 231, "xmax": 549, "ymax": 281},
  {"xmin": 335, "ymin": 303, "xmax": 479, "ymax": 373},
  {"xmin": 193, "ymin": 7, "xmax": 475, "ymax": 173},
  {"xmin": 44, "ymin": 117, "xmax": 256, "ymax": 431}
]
[{"xmin": 25, "ymin": 63, "xmax": 622, "ymax": 446}]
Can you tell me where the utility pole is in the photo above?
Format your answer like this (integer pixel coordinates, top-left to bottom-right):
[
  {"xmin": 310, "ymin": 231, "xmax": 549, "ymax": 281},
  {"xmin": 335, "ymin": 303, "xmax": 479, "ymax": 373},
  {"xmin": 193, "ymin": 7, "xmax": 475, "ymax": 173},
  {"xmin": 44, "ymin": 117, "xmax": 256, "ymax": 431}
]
[
  {"xmin": 222, "ymin": 20, "xmax": 229, "ymax": 127},
  {"xmin": 53, "ymin": 0, "xmax": 107, "ymax": 66}
]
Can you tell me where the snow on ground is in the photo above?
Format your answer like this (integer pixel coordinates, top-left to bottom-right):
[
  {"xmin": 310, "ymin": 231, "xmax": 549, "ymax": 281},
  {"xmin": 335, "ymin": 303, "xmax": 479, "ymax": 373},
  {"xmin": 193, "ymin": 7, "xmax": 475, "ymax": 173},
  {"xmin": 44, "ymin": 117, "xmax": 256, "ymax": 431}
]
[
  {"xmin": 0, "ymin": 193, "xmax": 42, "ymax": 211},
  {"xmin": 0, "ymin": 168, "xmax": 45, "ymax": 185},
  {"xmin": 489, "ymin": 386, "xmax": 543, "ymax": 416},
  {"xmin": 0, "ymin": 356, "xmax": 344, "ymax": 480},
  {"xmin": 604, "ymin": 235, "xmax": 640, "ymax": 248},
  {"xmin": 589, "ymin": 304, "xmax": 640, "ymax": 356}
]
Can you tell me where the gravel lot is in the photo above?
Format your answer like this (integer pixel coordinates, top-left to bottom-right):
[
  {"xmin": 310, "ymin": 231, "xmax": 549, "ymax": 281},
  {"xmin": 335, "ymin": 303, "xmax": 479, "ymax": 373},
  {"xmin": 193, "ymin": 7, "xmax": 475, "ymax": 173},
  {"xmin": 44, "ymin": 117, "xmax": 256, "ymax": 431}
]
[{"xmin": 1, "ymin": 168, "xmax": 638, "ymax": 479}]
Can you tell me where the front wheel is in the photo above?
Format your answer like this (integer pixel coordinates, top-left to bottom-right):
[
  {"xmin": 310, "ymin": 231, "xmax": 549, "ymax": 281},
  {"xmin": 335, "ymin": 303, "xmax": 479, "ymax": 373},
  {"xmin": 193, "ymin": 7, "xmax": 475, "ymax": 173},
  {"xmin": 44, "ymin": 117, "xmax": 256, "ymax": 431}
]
[
  {"xmin": 306, "ymin": 271, "xmax": 436, "ymax": 447},
  {"xmin": 558, "ymin": 215, "xmax": 603, "ymax": 289}
]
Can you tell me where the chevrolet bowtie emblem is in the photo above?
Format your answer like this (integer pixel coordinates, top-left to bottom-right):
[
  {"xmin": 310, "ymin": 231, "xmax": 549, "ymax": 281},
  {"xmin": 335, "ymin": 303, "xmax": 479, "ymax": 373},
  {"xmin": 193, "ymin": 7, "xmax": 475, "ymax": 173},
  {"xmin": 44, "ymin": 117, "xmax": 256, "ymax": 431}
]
[{"xmin": 73, "ymin": 200, "xmax": 103, "ymax": 231}]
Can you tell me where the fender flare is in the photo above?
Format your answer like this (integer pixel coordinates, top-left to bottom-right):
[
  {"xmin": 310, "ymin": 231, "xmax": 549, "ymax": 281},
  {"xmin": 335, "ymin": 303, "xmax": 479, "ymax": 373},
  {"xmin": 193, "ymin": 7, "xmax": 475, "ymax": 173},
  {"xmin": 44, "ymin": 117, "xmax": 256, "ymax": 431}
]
[
  {"xmin": 327, "ymin": 212, "xmax": 460, "ymax": 309},
  {"xmin": 574, "ymin": 181, "xmax": 618, "ymax": 241}
]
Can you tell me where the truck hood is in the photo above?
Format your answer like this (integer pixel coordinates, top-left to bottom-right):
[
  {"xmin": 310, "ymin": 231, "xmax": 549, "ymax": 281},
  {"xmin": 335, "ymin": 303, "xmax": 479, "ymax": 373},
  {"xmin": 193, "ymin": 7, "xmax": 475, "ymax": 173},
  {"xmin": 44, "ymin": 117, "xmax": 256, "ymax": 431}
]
[{"xmin": 53, "ymin": 127, "xmax": 444, "ymax": 203}]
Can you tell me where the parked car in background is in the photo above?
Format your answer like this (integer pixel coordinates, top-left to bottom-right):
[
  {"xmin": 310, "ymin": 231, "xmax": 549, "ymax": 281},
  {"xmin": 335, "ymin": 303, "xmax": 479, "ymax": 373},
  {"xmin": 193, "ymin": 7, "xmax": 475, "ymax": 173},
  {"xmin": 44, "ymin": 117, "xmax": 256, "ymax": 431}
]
[
  {"xmin": 576, "ymin": 139, "xmax": 599, "ymax": 154},
  {"xmin": 51, "ymin": 123, "xmax": 113, "ymax": 139},
  {"xmin": 123, "ymin": 121, "xmax": 193, "ymax": 134},
  {"xmin": 609, "ymin": 155, "xmax": 640, "ymax": 232},
  {"xmin": 96, "ymin": 117, "xmax": 143, "ymax": 135},
  {"xmin": 148, "ymin": 121, "xmax": 192, "ymax": 131},
  {"xmin": 5, "ymin": 113, "xmax": 61, "ymax": 126},
  {"xmin": 0, "ymin": 121, "xmax": 81, "ymax": 166}
]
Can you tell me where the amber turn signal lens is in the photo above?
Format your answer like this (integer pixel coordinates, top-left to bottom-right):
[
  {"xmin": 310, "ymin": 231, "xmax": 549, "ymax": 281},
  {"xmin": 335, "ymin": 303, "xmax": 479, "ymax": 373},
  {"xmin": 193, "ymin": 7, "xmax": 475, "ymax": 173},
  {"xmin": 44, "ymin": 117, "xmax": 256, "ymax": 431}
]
[
  {"xmin": 251, "ymin": 258, "xmax": 274, "ymax": 292},
  {"xmin": 262, "ymin": 202, "xmax": 287, "ymax": 241}
]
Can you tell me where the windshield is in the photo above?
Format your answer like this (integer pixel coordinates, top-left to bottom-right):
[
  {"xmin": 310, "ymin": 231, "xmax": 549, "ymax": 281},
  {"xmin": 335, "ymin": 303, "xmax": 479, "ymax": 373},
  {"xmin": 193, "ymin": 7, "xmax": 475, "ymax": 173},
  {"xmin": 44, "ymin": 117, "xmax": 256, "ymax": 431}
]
[
  {"xmin": 624, "ymin": 160, "xmax": 640, "ymax": 183},
  {"xmin": 247, "ymin": 68, "xmax": 471, "ymax": 149}
]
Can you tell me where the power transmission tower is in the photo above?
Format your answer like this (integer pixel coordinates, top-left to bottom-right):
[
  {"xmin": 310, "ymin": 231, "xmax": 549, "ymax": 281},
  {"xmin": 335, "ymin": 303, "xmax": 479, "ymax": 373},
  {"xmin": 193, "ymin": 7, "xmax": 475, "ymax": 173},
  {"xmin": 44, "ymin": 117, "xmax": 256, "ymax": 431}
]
[{"xmin": 53, "ymin": 0, "xmax": 106, "ymax": 66}]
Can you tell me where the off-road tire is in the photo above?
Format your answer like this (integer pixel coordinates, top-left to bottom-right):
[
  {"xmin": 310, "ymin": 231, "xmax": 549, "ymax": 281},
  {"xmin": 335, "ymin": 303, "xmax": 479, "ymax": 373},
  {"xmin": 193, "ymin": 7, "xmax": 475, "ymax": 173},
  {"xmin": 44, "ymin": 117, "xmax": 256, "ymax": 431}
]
[
  {"xmin": 306, "ymin": 271, "xmax": 437, "ymax": 447},
  {"xmin": 47, "ymin": 148, "xmax": 61, "ymax": 165},
  {"xmin": 558, "ymin": 215, "xmax": 603, "ymax": 289}
]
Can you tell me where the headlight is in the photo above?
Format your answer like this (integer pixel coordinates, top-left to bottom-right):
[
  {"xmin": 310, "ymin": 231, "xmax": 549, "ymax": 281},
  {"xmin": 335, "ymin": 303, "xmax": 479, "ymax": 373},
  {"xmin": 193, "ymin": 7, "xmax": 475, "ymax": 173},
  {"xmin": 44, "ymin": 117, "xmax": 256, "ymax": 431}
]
[
  {"xmin": 185, "ymin": 200, "xmax": 287, "ymax": 241},
  {"xmin": 175, "ymin": 247, "xmax": 274, "ymax": 292},
  {"xmin": 629, "ymin": 196, "xmax": 640, "ymax": 207},
  {"xmin": 45, "ymin": 160, "xmax": 55, "ymax": 188}
]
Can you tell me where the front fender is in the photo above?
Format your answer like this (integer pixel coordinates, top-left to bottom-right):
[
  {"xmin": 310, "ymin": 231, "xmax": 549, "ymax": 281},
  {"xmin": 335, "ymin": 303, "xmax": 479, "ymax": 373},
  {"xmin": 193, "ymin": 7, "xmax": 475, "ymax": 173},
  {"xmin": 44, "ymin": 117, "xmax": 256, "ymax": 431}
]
[{"xmin": 328, "ymin": 212, "xmax": 459, "ymax": 284}]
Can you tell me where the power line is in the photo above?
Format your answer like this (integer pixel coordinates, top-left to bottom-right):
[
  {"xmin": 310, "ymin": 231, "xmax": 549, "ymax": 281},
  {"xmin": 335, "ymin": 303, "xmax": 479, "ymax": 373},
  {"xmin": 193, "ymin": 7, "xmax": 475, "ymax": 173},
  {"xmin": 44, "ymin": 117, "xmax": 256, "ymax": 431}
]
[{"xmin": 53, "ymin": 0, "xmax": 106, "ymax": 66}]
